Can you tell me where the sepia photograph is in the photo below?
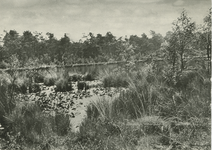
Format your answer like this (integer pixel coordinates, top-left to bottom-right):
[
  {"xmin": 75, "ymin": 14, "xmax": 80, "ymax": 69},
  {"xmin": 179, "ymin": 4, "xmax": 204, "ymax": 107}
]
[{"xmin": 0, "ymin": 0, "xmax": 211, "ymax": 149}]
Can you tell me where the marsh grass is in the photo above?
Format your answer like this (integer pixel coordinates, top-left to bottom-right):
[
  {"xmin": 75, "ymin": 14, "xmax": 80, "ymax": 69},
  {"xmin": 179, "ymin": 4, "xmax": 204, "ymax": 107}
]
[
  {"xmin": 53, "ymin": 111, "xmax": 71, "ymax": 136},
  {"xmin": 0, "ymin": 72, "xmax": 16, "ymax": 131},
  {"xmin": 34, "ymin": 72, "xmax": 45, "ymax": 83},
  {"xmin": 43, "ymin": 71, "xmax": 57, "ymax": 86},
  {"xmin": 0, "ymin": 71, "xmax": 71, "ymax": 149},
  {"xmin": 4, "ymin": 101, "xmax": 71, "ymax": 149},
  {"xmin": 5, "ymin": 102, "xmax": 53, "ymax": 145},
  {"xmin": 75, "ymin": 64, "xmax": 211, "ymax": 149},
  {"xmin": 86, "ymin": 97, "xmax": 115, "ymax": 121},
  {"xmin": 102, "ymin": 69, "xmax": 129, "ymax": 88},
  {"xmin": 68, "ymin": 105, "xmax": 167, "ymax": 150},
  {"xmin": 0, "ymin": 61, "xmax": 210, "ymax": 149},
  {"xmin": 158, "ymin": 69, "xmax": 211, "ymax": 119},
  {"xmin": 12, "ymin": 74, "xmax": 41, "ymax": 94}
]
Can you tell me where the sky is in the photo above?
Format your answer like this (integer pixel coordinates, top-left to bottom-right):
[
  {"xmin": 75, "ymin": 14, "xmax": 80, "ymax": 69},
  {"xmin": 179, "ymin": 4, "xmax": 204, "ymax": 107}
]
[{"xmin": 0, "ymin": 0, "xmax": 210, "ymax": 41}]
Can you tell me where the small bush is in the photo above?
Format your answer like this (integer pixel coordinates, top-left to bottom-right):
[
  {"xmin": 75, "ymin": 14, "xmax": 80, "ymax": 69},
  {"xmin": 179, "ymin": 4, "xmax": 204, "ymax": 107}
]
[
  {"xmin": 43, "ymin": 71, "xmax": 57, "ymax": 86},
  {"xmin": 103, "ymin": 73, "xmax": 129, "ymax": 88},
  {"xmin": 158, "ymin": 69, "xmax": 211, "ymax": 120},
  {"xmin": 18, "ymin": 84, "xmax": 28, "ymax": 94},
  {"xmin": 77, "ymin": 81, "xmax": 89, "ymax": 91},
  {"xmin": 8, "ymin": 75, "xmax": 41, "ymax": 94},
  {"xmin": 29, "ymin": 83, "xmax": 41, "ymax": 93},
  {"xmin": 175, "ymin": 70, "xmax": 198, "ymax": 91},
  {"xmin": 55, "ymin": 78, "xmax": 73, "ymax": 92},
  {"xmin": 5, "ymin": 102, "xmax": 49, "ymax": 144},
  {"xmin": 86, "ymin": 97, "xmax": 116, "ymax": 121},
  {"xmin": 0, "ymin": 73, "xmax": 15, "ymax": 131},
  {"xmin": 4, "ymin": 102, "xmax": 70, "ymax": 149},
  {"xmin": 0, "ymin": 61, "xmax": 7, "ymax": 69},
  {"xmin": 67, "ymin": 117, "xmax": 121, "ymax": 149},
  {"xmin": 112, "ymin": 77, "xmax": 160, "ymax": 119},
  {"xmin": 51, "ymin": 111, "xmax": 71, "ymax": 136},
  {"xmin": 44, "ymin": 77, "xmax": 56, "ymax": 86},
  {"xmin": 26, "ymin": 71, "xmax": 44, "ymax": 83},
  {"xmin": 83, "ymin": 72, "xmax": 95, "ymax": 81},
  {"xmin": 69, "ymin": 73, "xmax": 82, "ymax": 82},
  {"xmin": 0, "ymin": 86, "xmax": 10, "ymax": 131},
  {"xmin": 8, "ymin": 75, "xmax": 29, "ymax": 94},
  {"xmin": 34, "ymin": 72, "xmax": 44, "ymax": 83}
]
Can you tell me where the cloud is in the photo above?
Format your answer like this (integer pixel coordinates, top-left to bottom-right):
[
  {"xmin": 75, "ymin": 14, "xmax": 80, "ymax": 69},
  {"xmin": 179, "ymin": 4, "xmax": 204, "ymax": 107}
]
[
  {"xmin": 132, "ymin": 0, "xmax": 162, "ymax": 3},
  {"xmin": 0, "ymin": 0, "xmax": 36, "ymax": 8},
  {"xmin": 0, "ymin": 0, "xmax": 60, "ymax": 9},
  {"xmin": 0, "ymin": 0, "xmax": 210, "ymax": 41},
  {"xmin": 101, "ymin": 0, "xmax": 163, "ymax": 3},
  {"xmin": 173, "ymin": 0, "xmax": 184, "ymax": 6}
]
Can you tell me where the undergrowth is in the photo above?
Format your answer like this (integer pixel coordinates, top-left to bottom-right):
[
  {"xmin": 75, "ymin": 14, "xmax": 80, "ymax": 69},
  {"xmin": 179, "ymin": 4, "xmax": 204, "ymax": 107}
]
[
  {"xmin": 102, "ymin": 69, "xmax": 129, "ymax": 88},
  {"xmin": 0, "ymin": 61, "xmax": 210, "ymax": 149},
  {"xmin": 73, "ymin": 63, "xmax": 211, "ymax": 149}
]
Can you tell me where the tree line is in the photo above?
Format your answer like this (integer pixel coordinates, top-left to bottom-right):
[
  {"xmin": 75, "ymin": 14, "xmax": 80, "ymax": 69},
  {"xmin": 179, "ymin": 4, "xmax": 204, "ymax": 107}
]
[{"xmin": 0, "ymin": 10, "xmax": 211, "ymax": 71}]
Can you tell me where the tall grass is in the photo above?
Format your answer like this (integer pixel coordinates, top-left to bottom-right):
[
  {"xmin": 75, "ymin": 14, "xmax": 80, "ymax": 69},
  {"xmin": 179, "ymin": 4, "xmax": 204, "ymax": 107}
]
[
  {"xmin": 109, "ymin": 64, "xmax": 161, "ymax": 118},
  {"xmin": 75, "ymin": 63, "xmax": 211, "ymax": 149},
  {"xmin": 0, "ymin": 72, "xmax": 16, "ymax": 130},
  {"xmin": 86, "ymin": 64, "xmax": 163, "ymax": 120},
  {"xmin": 158, "ymin": 68, "xmax": 211, "ymax": 119},
  {"xmin": 5, "ymin": 102, "xmax": 52, "ymax": 144},
  {"xmin": 3, "ymin": 101, "xmax": 71, "ymax": 149},
  {"xmin": 0, "ymin": 60, "xmax": 210, "ymax": 149},
  {"xmin": 0, "ymin": 70, "xmax": 72, "ymax": 149},
  {"xmin": 101, "ymin": 69, "xmax": 129, "ymax": 88},
  {"xmin": 86, "ymin": 97, "xmax": 115, "ymax": 121},
  {"xmin": 43, "ymin": 70, "xmax": 57, "ymax": 86}
]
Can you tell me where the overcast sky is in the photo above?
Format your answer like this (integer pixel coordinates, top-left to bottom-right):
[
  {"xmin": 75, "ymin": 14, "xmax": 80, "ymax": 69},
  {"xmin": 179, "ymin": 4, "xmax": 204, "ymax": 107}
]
[{"xmin": 0, "ymin": 0, "xmax": 210, "ymax": 41}]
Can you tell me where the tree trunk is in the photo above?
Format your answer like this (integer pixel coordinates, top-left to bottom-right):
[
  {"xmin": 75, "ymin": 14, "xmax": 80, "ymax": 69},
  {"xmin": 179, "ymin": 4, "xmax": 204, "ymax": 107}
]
[
  {"xmin": 180, "ymin": 51, "xmax": 184, "ymax": 72},
  {"xmin": 207, "ymin": 34, "xmax": 211, "ymax": 74},
  {"xmin": 207, "ymin": 45, "xmax": 211, "ymax": 74}
]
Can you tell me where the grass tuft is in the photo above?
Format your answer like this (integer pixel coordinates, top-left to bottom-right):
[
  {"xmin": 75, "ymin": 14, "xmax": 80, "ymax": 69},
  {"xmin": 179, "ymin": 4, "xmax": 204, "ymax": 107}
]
[{"xmin": 102, "ymin": 70, "xmax": 129, "ymax": 88}]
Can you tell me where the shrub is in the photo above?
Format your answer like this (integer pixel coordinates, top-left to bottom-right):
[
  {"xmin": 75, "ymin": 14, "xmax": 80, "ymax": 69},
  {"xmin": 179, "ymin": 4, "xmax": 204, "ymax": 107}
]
[
  {"xmin": 158, "ymin": 69, "xmax": 211, "ymax": 120},
  {"xmin": 5, "ymin": 102, "xmax": 49, "ymax": 144},
  {"xmin": 18, "ymin": 84, "xmax": 28, "ymax": 94},
  {"xmin": 77, "ymin": 81, "xmax": 89, "ymax": 91},
  {"xmin": 113, "ymin": 84, "xmax": 159, "ymax": 119},
  {"xmin": 44, "ymin": 78, "xmax": 55, "ymax": 86},
  {"xmin": 66, "ymin": 118, "xmax": 104, "ymax": 149},
  {"xmin": 111, "ymin": 67, "xmax": 160, "ymax": 119},
  {"xmin": 67, "ymin": 117, "xmax": 121, "ymax": 150},
  {"xmin": 0, "ymin": 61, "xmax": 7, "ymax": 69},
  {"xmin": 82, "ymin": 72, "xmax": 96, "ymax": 81},
  {"xmin": 29, "ymin": 83, "xmax": 41, "ymax": 93},
  {"xmin": 69, "ymin": 73, "xmax": 82, "ymax": 82},
  {"xmin": 55, "ymin": 78, "xmax": 73, "ymax": 92},
  {"xmin": 102, "ymin": 72, "xmax": 129, "ymax": 88},
  {"xmin": 8, "ymin": 74, "xmax": 41, "ymax": 94},
  {"xmin": 87, "ymin": 98, "xmax": 112, "ymax": 120},
  {"xmin": 4, "ymin": 102, "xmax": 70, "ymax": 149},
  {"xmin": 69, "ymin": 100, "xmax": 161, "ymax": 150},
  {"xmin": 0, "ymin": 73, "xmax": 15, "ymax": 131},
  {"xmin": 52, "ymin": 111, "xmax": 71, "ymax": 136},
  {"xmin": 44, "ymin": 76, "xmax": 56, "ymax": 86},
  {"xmin": 34, "ymin": 72, "xmax": 44, "ymax": 83},
  {"xmin": 10, "ymin": 76, "xmax": 28, "ymax": 94},
  {"xmin": 175, "ymin": 70, "xmax": 198, "ymax": 91}
]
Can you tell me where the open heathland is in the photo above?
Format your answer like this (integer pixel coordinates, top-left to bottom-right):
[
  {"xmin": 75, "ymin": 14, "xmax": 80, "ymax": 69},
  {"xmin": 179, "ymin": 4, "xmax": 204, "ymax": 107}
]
[{"xmin": 0, "ymin": 9, "xmax": 211, "ymax": 150}]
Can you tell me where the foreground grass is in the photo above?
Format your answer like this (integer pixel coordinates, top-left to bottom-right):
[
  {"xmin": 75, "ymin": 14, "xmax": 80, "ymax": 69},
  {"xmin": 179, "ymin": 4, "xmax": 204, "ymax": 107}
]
[
  {"xmin": 72, "ymin": 63, "xmax": 211, "ymax": 149},
  {"xmin": 0, "ymin": 63, "xmax": 211, "ymax": 149}
]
